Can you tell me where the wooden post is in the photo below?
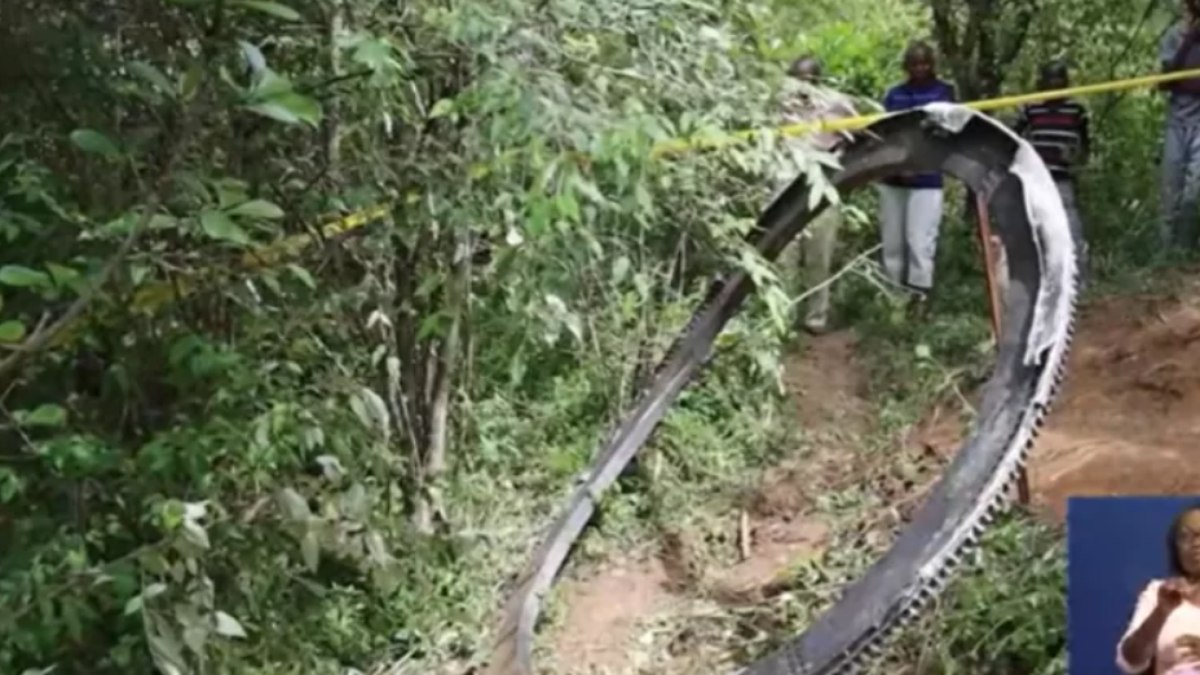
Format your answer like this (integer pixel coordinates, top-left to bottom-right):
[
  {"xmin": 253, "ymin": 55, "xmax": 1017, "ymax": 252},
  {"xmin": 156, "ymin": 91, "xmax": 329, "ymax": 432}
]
[
  {"xmin": 974, "ymin": 195, "xmax": 1004, "ymax": 343},
  {"xmin": 974, "ymin": 195, "xmax": 1031, "ymax": 507}
]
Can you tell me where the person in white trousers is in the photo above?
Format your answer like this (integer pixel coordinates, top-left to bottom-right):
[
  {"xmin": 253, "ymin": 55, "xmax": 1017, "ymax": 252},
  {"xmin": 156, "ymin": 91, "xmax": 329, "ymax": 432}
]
[{"xmin": 877, "ymin": 41, "xmax": 957, "ymax": 318}]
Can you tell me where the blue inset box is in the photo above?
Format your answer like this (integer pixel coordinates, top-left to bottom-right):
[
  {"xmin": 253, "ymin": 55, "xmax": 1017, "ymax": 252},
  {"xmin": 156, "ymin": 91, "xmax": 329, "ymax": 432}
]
[{"xmin": 1068, "ymin": 495, "xmax": 1200, "ymax": 675}]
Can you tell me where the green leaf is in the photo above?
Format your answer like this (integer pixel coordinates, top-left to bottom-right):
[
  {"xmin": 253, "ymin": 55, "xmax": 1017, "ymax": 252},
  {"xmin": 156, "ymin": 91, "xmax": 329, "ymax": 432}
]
[
  {"xmin": 124, "ymin": 582, "xmax": 167, "ymax": 616},
  {"xmin": 246, "ymin": 93, "xmax": 322, "ymax": 127},
  {"xmin": 122, "ymin": 593, "xmax": 144, "ymax": 614},
  {"xmin": 0, "ymin": 320, "xmax": 25, "ymax": 343},
  {"xmin": 214, "ymin": 611, "xmax": 247, "ymax": 638},
  {"xmin": 214, "ymin": 178, "xmax": 251, "ymax": 209},
  {"xmin": 350, "ymin": 38, "xmax": 402, "ymax": 73},
  {"xmin": 0, "ymin": 265, "xmax": 51, "ymax": 288},
  {"xmin": 429, "ymin": 99, "xmax": 455, "ymax": 119},
  {"xmin": 238, "ymin": 40, "xmax": 267, "ymax": 74},
  {"xmin": 339, "ymin": 483, "xmax": 368, "ymax": 521},
  {"xmin": 69, "ymin": 129, "xmax": 120, "ymax": 158},
  {"xmin": 235, "ymin": 0, "xmax": 302, "ymax": 21},
  {"xmin": 46, "ymin": 263, "xmax": 82, "ymax": 290},
  {"xmin": 181, "ymin": 519, "xmax": 210, "ymax": 550},
  {"xmin": 182, "ymin": 620, "xmax": 209, "ymax": 658},
  {"xmin": 200, "ymin": 211, "xmax": 251, "ymax": 245},
  {"xmin": 369, "ymin": 559, "xmax": 403, "ymax": 595},
  {"xmin": 286, "ymin": 264, "xmax": 316, "ymax": 289},
  {"xmin": 300, "ymin": 530, "xmax": 320, "ymax": 572},
  {"xmin": 227, "ymin": 199, "xmax": 284, "ymax": 220},
  {"xmin": 179, "ymin": 63, "xmax": 203, "ymax": 100},
  {"xmin": 569, "ymin": 174, "xmax": 608, "ymax": 207},
  {"xmin": 251, "ymin": 69, "xmax": 293, "ymax": 99},
  {"xmin": 276, "ymin": 488, "xmax": 311, "ymax": 522},
  {"xmin": 24, "ymin": 404, "xmax": 67, "ymax": 428},
  {"xmin": 354, "ymin": 387, "xmax": 391, "ymax": 439},
  {"xmin": 148, "ymin": 214, "xmax": 179, "ymax": 230},
  {"xmin": 130, "ymin": 265, "xmax": 153, "ymax": 286},
  {"xmin": 0, "ymin": 467, "xmax": 24, "ymax": 503},
  {"xmin": 129, "ymin": 61, "xmax": 175, "ymax": 95},
  {"xmin": 147, "ymin": 625, "xmax": 188, "ymax": 675},
  {"xmin": 612, "ymin": 256, "xmax": 631, "ymax": 284}
]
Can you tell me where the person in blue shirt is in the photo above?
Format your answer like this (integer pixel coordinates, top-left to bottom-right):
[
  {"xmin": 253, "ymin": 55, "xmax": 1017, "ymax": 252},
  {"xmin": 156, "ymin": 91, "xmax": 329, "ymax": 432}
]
[{"xmin": 878, "ymin": 41, "xmax": 957, "ymax": 317}]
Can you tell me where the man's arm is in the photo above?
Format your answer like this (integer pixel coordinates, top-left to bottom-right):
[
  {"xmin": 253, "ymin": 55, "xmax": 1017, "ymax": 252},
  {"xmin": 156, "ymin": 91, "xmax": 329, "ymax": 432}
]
[
  {"xmin": 1078, "ymin": 105, "xmax": 1092, "ymax": 166},
  {"xmin": 1013, "ymin": 105, "xmax": 1030, "ymax": 137},
  {"xmin": 1117, "ymin": 582, "xmax": 1169, "ymax": 674},
  {"xmin": 1160, "ymin": 24, "xmax": 1200, "ymax": 91},
  {"xmin": 1171, "ymin": 27, "xmax": 1200, "ymax": 71},
  {"xmin": 881, "ymin": 87, "xmax": 895, "ymax": 112}
]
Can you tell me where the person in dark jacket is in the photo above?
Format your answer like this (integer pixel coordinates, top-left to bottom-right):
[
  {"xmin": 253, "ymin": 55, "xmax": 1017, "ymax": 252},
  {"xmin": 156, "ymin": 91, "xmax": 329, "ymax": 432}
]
[
  {"xmin": 1014, "ymin": 59, "xmax": 1092, "ymax": 284},
  {"xmin": 1159, "ymin": 0, "xmax": 1200, "ymax": 254},
  {"xmin": 877, "ymin": 40, "xmax": 956, "ymax": 317},
  {"xmin": 773, "ymin": 55, "xmax": 858, "ymax": 334}
]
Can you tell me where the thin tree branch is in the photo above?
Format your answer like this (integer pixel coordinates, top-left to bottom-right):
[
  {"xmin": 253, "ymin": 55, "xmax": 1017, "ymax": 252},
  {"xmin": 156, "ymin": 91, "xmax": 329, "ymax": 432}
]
[
  {"xmin": 0, "ymin": 211, "xmax": 148, "ymax": 385},
  {"xmin": 930, "ymin": 0, "xmax": 961, "ymax": 63},
  {"xmin": 999, "ymin": 0, "xmax": 1038, "ymax": 69}
]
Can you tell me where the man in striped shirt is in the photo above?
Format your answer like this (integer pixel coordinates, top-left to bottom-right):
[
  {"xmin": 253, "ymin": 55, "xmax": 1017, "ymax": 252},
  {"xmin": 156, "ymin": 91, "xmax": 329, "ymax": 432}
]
[
  {"xmin": 1013, "ymin": 60, "xmax": 1092, "ymax": 283},
  {"xmin": 772, "ymin": 55, "xmax": 858, "ymax": 334}
]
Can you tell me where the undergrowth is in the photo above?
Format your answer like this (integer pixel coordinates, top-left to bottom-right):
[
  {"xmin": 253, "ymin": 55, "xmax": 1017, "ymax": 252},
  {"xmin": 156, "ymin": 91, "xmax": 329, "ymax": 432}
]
[{"xmin": 892, "ymin": 513, "xmax": 1066, "ymax": 675}]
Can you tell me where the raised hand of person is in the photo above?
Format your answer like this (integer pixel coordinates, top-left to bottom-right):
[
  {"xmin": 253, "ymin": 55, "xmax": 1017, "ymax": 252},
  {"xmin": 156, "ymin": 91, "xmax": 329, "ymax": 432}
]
[{"xmin": 1159, "ymin": 577, "xmax": 1193, "ymax": 611}]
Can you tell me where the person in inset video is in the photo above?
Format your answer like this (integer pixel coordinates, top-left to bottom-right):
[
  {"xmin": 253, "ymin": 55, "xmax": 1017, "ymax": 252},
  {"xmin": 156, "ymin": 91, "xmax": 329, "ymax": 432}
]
[{"xmin": 1117, "ymin": 504, "xmax": 1200, "ymax": 674}]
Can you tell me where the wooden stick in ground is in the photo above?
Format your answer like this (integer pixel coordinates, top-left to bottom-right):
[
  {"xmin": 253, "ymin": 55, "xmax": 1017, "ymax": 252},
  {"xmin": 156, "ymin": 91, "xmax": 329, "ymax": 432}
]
[
  {"xmin": 974, "ymin": 195, "xmax": 1004, "ymax": 342},
  {"xmin": 738, "ymin": 509, "xmax": 752, "ymax": 561},
  {"xmin": 974, "ymin": 195, "xmax": 1031, "ymax": 506}
]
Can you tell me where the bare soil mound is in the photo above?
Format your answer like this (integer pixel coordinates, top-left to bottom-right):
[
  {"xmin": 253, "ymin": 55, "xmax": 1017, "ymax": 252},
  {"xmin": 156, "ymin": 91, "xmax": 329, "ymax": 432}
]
[
  {"xmin": 916, "ymin": 278, "xmax": 1200, "ymax": 520},
  {"xmin": 1031, "ymin": 283, "xmax": 1200, "ymax": 518}
]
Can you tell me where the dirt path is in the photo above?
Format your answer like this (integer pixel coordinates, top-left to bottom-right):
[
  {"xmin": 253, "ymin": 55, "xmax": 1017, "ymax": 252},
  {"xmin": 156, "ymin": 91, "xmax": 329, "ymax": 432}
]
[
  {"xmin": 544, "ymin": 276, "xmax": 1200, "ymax": 674},
  {"xmin": 545, "ymin": 332, "xmax": 873, "ymax": 674}
]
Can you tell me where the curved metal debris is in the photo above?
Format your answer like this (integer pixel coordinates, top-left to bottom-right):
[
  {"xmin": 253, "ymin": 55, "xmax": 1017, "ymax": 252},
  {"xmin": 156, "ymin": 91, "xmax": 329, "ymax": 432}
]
[{"xmin": 482, "ymin": 105, "xmax": 1078, "ymax": 675}]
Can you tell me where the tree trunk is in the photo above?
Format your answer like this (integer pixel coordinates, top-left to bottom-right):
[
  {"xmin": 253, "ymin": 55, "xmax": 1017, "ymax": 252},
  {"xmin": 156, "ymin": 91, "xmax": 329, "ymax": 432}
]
[
  {"xmin": 929, "ymin": 0, "xmax": 1038, "ymax": 223},
  {"xmin": 411, "ymin": 233, "xmax": 471, "ymax": 534},
  {"xmin": 929, "ymin": 0, "xmax": 1036, "ymax": 101},
  {"xmin": 323, "ymin": 0, "xmax": 345, "ymax": 183}
]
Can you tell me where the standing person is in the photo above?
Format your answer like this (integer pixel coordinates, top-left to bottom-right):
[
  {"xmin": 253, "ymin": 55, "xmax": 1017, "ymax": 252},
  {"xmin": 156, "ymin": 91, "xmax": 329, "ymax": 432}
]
[
  {"xmin": 1158, "ymin": 0, "xmax": 1200, "ymax": 256},
  {"xmin": 1013, "ymin": 59, "xmax": 1092, "ymax": 285},
  {"xmin": 878, "ymin": 40, "xmax": 957, "ymax": 318},
  {"xmin": 774, "ymin": 55, "xmax": 858, "ymax": 334},
  {"xmin": 1115, "ymin": 503, "xmax": 1200, "ymax": 674}
]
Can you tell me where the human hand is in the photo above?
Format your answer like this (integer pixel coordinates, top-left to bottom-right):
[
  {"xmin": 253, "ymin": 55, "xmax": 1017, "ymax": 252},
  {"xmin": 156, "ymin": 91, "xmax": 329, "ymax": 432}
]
[
  {"xmin": 1159, "ymin": 577, "xmax": 1194, "ymax": 610},
  {"xmin": 1176, "ymin": 634, "xmax": 1200, "ymax": 661}
]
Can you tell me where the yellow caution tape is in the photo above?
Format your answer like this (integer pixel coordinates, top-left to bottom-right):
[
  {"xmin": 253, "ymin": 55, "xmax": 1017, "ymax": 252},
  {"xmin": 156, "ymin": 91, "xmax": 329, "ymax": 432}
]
[
  {"xmin": 43, "ymin": 65, "xmax": 1200, "ymax": 350},
  {"xmin": 650, "ymin": 66, "xmax": 1200, "ymax": 159},
  {"xmin": 46, "ymin": 204, "xmax": 392, "ymax": 348}
]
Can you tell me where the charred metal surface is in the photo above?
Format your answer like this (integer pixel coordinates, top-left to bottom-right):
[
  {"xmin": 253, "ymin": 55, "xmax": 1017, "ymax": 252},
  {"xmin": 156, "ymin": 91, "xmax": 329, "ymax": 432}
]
[{"xmin": 483, "ymin": 105, "xmax": 1077, "ymax": 675}]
